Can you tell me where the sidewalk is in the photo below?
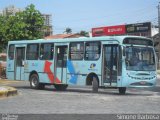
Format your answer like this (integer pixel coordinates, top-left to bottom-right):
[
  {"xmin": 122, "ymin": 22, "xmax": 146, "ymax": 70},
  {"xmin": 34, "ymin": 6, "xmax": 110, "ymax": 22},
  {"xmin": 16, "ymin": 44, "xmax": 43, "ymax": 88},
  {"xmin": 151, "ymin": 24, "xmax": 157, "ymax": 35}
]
[
  {"xmin": 0, "ymin": 79, "xmax": 18, "ymax": 98},
  {"xmin": 0, "ymin": 86, "xmax": 17, "ymax": 97}
]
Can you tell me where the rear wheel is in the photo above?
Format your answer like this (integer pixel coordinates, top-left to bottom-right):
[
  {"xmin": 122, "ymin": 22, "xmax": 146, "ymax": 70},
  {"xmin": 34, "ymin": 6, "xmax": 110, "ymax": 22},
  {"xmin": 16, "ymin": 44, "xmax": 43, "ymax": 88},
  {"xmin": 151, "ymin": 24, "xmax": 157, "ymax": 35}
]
[
  {"xmin": 29, "ymin": 74, "xmax": 45, "ymax": 89},
  {"xmin": 92, "ymin": 76, "xmax": 99, "ymax": 93},
  {"xmin": 119, "ymin": 87, "xmax": 126, "ymax": 95},
  {"xmin": 54, "ymin": 84, "xmax": 68, "ymax": 91}
]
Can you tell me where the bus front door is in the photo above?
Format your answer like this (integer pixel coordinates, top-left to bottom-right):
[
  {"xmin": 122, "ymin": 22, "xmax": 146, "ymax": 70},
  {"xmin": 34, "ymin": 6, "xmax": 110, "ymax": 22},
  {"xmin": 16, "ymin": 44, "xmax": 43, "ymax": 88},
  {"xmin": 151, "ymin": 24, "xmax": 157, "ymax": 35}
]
[
  {"xmin": 15, "ymin": 47, "xmax": 25, "ymax": 80},
  {"xmin": 103, "ymin": 45, "xmax": 119, "ymax": 86},
  {"xmin": 55, "ymin": 46, "xmax": 68, "ymax": 83}
]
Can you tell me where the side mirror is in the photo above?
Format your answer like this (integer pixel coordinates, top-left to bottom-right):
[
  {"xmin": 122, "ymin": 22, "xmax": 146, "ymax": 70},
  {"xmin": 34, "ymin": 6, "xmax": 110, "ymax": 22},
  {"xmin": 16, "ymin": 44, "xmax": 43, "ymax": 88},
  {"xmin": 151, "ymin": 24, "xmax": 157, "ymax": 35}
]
[{"xmin": 123, "ymin": 47, "xmax": 126, "ymax": 56}]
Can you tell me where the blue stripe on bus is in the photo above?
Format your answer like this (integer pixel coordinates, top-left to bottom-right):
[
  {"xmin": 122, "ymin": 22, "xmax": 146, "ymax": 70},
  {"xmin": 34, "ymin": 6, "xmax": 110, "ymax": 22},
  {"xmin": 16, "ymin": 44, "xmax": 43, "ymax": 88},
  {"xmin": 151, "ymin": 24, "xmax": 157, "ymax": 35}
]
[{"xmin": 67, "ymin": 60, "xmax": 78, "ymax": 84}]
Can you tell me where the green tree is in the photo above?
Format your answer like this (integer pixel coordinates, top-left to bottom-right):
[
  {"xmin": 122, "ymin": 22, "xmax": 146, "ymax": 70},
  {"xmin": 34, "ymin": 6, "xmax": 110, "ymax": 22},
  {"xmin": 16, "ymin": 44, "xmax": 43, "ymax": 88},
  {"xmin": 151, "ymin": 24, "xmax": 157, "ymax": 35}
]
[
  {"xmin": 0, "ymin": 4, "xmax": 45, "ymax": 52},
  {"xmin": 64, "ymin": 27, "xmax": 72, "ymax": 34},
  {"xmin": 22, "ymin": 4, "xmax": 44, "ymax": 39},
  {"xmin": 79, "ymin": 30, "xmax": 89, "ymax": 37},
  {"xmin": 0, "ymin": 16, "xmax": 8, "ymax": 51}
]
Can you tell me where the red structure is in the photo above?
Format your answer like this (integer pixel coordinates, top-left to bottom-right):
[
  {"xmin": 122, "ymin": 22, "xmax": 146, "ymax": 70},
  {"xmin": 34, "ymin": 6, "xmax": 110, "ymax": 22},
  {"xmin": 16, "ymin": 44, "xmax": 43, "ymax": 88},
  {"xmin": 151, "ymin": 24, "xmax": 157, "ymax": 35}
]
[
  {"xmin": 92, "ymin": 22, "xmax": 151, "ymax": 37},
  {"xmin": 92, "ymin": 25, "xmax": 126, "ymax": 37}
]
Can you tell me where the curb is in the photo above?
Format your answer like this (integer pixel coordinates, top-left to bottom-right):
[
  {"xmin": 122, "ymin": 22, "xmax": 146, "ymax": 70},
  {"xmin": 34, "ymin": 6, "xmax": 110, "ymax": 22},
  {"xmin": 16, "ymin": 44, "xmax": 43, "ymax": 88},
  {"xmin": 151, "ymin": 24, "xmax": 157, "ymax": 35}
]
[{"xmin": 0, "ymin": 86, "xmax": 18, "ymax": 98}]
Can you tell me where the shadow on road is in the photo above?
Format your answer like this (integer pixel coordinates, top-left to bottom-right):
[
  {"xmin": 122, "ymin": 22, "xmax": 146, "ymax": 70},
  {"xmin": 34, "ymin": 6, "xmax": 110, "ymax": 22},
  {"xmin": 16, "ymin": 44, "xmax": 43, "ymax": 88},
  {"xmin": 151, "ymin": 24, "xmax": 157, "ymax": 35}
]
[{"xmin": 12, "ymin": 85, "xmax": 160, "ymax": 97}]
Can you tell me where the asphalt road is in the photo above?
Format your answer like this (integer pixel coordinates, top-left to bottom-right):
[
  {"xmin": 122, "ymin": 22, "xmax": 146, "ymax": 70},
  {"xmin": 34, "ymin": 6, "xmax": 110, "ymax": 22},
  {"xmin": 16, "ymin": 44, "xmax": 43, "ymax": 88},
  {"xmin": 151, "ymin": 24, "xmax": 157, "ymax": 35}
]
[{"xmin": 0, "ymin": 76, "xmax": 160, "ymax": 114}]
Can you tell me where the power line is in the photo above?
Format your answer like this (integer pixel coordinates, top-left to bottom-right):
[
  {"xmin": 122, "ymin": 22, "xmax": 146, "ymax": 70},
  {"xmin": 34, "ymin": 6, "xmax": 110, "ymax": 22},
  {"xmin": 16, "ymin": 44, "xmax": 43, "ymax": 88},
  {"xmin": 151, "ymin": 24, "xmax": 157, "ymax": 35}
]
[
  {"xmin": 53, "ymin": 4, "xmax": 157, "ymax": 33},
  {"xmin": 53, "ymin": 5, "xmax": 156, "ymax": 24}
]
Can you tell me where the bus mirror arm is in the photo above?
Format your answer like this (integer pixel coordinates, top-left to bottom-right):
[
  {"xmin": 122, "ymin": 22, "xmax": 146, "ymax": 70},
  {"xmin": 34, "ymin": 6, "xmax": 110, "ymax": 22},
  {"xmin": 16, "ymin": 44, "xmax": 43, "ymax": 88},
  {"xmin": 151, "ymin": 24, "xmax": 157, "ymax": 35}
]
[{"xmin": 123, "ymin": 47, "xmax": 126, "ymax": 56}]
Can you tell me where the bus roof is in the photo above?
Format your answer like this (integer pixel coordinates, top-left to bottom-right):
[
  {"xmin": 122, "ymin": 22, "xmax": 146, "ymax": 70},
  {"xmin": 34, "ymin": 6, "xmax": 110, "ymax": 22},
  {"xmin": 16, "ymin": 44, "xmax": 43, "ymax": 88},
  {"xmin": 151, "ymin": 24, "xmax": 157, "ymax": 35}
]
[{"xmin": 8, "ymin": 35, "xmax": 152, "ymax": 45}]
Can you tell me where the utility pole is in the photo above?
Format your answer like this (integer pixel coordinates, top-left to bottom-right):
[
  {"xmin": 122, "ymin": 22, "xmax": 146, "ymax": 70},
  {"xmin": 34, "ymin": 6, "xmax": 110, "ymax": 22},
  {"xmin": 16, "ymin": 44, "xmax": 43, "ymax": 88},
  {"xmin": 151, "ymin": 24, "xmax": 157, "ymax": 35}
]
[
  {"xmin": 158, "ymin": 2, "xmax": 160, "ymax": 68},
  {"xmin": 158, "ymin": 2, "xmax": 160, "ymax": 38}
]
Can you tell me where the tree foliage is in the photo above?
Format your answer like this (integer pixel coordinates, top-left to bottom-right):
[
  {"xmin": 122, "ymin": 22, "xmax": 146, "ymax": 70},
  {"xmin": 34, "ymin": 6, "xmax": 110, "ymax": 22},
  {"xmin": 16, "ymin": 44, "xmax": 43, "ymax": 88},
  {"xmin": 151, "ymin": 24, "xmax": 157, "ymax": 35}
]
[
  {"xmin": 64, "ymin": 27, "xmax": 72, "ymax": 34},
  {"xmin": 79, "ymin": 30, "xmax": 89, "ymax": 37},
  {"xmin": 0, "ymin": 4, "xmax": 44, "ymax": 52}
]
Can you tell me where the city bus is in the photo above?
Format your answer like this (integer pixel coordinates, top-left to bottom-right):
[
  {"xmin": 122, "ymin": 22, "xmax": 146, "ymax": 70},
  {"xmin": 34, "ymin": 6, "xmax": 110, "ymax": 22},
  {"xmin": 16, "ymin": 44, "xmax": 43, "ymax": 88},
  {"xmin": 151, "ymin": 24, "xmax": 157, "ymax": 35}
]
[{"xmin": 6, "ymin": 36, "xmax": 157, "ymax": 94}]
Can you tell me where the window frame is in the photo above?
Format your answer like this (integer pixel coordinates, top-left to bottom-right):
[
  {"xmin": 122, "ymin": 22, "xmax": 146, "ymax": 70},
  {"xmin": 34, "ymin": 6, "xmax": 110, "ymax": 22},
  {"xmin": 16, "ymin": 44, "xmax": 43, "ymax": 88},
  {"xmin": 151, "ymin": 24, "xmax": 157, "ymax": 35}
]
[
  {"xmin": 69, "ymin": 42, "xmax": 84, "ymax": 61},
  {"xmin": 40, "ymin": 43, "xmax": 54, "ymax": 60},
  {"xmin": 26, "ymin": 43, "xmax": 39, "ymax": 60},
  {"xmin": 84, "ymin": 41, "xmax": 101, "ymax": 61},
  {"xmin": 8, "ymin": 44, "xmax": 15, "ymax": 60}
]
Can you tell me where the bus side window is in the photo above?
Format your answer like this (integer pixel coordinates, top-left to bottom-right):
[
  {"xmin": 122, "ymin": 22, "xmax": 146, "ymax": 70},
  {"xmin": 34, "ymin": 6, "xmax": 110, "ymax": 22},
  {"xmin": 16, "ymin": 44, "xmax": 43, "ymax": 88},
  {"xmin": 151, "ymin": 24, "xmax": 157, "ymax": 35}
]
[
  {"xmin": 40, "ymin": 43, "xmax": 54, "ymax": 60},
  {"xmin": 69, "ymin": 42, "xmax": 84, "ymax": 60},
  {"xmin": 8, "ymin": 44, "xmax": 15, "ymax": 60},
  {"xmin": 85, "ymin": 41, "xmax": 101, "ymax": 60},
  {"xmin": 26, "ymin": 44, "xmax": 39, "ymax": 60}
]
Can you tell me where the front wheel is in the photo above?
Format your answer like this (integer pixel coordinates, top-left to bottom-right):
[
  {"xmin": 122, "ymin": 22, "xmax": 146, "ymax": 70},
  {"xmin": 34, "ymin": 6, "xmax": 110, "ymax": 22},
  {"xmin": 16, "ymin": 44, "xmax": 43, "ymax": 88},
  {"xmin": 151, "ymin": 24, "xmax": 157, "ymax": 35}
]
[
  {"xmin": 118, "ymin": 87, "xmax": 126, "ymax": 95},
  {"xmin": 29, "ymin": 74, "xmax": 45, "ymax": 89}
]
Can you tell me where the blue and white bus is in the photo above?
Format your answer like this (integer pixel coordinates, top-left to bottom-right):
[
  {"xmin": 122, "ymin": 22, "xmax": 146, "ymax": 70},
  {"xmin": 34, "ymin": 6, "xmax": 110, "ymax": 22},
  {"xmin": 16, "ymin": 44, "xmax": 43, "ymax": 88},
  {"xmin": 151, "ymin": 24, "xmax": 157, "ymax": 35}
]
[{"xmin": 6, "ymin": 36, "xmax": 157, "ymax": 94}]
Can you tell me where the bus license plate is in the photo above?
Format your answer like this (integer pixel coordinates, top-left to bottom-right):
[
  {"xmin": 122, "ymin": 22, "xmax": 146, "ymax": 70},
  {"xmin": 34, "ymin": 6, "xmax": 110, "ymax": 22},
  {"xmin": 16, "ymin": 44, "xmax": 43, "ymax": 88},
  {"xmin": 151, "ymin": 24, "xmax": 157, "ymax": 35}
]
[{"xmin": 140, "ymin": 81, "xmax": 146, "ymax": 85}]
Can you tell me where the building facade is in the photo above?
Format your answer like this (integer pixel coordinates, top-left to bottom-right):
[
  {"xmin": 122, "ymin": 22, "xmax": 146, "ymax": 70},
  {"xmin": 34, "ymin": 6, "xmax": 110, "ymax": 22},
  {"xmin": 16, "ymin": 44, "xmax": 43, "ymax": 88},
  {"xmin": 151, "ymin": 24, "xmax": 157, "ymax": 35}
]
[
  {"xmin": 152, "ymin": 33, "xmax": 160, "ymax": 68},
  {"xmin": 41, "ymin": 14, "xmax": 53, "ymax": 36},
  {"xmin": 2, "ymin": 5, "xmax": 23, "ymax": 16}
]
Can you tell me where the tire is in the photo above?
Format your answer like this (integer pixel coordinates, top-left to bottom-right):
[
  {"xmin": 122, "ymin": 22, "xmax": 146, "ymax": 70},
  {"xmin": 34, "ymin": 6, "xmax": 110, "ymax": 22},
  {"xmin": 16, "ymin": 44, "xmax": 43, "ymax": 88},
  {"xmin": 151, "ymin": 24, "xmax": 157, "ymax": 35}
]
[
  {"xmin": 92, "ymin": 76, "xmax": 99, "ymax": 93},
  {"xmin": 29, "ymin": 74, "xmax": 45, "ymax": 89},
  {"xmin": 119, "ymin": 87, "xmax": 126, "ymax": 95},
  {"xmin": 54, "ymin": 84, "xmax": 68, "ymax": 91}
]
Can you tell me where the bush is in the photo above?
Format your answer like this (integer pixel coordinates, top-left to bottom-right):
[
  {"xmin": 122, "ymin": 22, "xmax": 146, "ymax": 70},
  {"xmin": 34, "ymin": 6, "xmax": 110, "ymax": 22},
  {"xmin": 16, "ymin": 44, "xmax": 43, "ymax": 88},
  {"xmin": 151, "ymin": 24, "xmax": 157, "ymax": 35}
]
[{"xmin": 0, "ymin": 64, "xmax": 6, "ymax": 79}]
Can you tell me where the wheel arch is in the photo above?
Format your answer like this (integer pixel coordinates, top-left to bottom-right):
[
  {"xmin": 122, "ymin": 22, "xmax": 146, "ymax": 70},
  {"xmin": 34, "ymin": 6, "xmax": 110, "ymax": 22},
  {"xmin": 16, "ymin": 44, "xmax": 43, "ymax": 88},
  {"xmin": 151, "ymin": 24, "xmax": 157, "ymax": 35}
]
[
  {"xmin": 86, "ymin": 72, "xmax": 99, "ymax": 86},
  {"xmin": 29, "ymin": 70, "xmax": 39, "ymax": 81}
]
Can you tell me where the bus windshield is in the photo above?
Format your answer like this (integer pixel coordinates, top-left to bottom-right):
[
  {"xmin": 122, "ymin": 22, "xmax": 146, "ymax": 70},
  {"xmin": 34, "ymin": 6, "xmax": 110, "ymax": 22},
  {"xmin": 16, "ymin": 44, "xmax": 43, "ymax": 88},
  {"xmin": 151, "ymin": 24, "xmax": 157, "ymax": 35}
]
[{"xmin": 125, "ymin": 46, "xmax": 156, "ymax": 71}]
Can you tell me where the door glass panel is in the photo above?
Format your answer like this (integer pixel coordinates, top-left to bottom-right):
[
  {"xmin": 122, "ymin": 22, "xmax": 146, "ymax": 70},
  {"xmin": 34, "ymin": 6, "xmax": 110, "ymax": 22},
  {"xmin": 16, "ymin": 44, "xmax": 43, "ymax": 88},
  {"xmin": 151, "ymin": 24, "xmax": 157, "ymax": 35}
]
[
  {"xmin": 56, "ymin": 46, "xmax": 68, "ymax": 83},
  {"xmin": 16, "ymin": 48, "xmax": 25, "ymax": 67},
  {"xmin": 112, "ymin": 46, "xmax": 118, "ymax": 81},
  {"xmin": 103, "ymin": 45, "xmax": 118, "ymax": 85},
  {"xmin": 8, "ymin": 44, "xmax": 15, "ymax": 60},
  {"xmin": 57, "ymin": 46, "xmax": 67, "ymax": 68},
  {"xmin": 15, "ymin": 47, "xmax": 25, "ymax": 80}
]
